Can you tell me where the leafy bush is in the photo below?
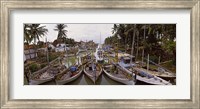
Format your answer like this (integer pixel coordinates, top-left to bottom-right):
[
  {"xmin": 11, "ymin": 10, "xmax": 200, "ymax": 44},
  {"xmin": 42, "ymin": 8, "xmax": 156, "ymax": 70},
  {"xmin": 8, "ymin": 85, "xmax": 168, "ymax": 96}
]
[
  {"xmin": 49, "ymin": 54, "xmax": 58, "ymax": 62},
  {"xmin": 29, "ymin": 63, "xmax": 39, "ymax": 73},
  {"xmin": 149, "ymin": 55, "xmax": 158, "ymax": 63},
  {"xmin": 40, "ymin": 63, "xmax": 47, "ymax": 68}
]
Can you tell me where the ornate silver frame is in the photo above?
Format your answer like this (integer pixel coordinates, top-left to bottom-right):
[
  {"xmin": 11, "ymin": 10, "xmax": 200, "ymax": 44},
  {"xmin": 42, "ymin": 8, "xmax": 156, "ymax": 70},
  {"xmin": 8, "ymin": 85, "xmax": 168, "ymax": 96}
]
[{"xmin": 0, "ymin": 0, "xmax": 199, "ymax": 108}]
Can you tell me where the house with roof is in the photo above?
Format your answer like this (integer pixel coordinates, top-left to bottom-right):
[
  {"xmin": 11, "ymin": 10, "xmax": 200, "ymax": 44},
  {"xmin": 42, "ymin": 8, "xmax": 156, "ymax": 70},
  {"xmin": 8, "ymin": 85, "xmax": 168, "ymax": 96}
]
[
  {"xmin": 24, "ymin": 44, "xmax": 38, "ymax": 61},
  {"xmin": 55, "ymin": 43, "xmax": 69, "ymax": 52}
]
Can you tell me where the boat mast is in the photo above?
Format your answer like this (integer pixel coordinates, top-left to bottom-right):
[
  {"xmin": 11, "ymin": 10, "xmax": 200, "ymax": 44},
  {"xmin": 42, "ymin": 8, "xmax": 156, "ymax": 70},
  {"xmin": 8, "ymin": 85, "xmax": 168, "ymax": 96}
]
[{"xmin": 100, "ymin": 32, "xmax": 101, "ymax": 45}]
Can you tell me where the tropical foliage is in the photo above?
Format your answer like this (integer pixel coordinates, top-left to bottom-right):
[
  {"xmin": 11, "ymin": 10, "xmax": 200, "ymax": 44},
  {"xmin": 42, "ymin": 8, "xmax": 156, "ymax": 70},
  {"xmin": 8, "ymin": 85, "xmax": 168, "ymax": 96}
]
[
  {"xmin": 54, "ymin": 24, "xmax": 68, "ymax": 43},
  {"xmin": 24, "ymin": 24, "xmax": 48, "ymax": 45},
  {"xmin": 105, "ymin": 24, "xmax": 176, "ymax": 65}
]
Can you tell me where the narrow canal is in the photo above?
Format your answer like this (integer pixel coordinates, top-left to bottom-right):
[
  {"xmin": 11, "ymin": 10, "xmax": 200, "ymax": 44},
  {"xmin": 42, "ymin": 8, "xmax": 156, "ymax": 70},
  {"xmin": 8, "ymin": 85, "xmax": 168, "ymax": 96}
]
[
  {"xmin": 41, "ymin": 51, "xmax": 148, "ymax": 85},
  {"xmin": 42, "ymin": 72, "xmax": 146, "ymax": 85}
]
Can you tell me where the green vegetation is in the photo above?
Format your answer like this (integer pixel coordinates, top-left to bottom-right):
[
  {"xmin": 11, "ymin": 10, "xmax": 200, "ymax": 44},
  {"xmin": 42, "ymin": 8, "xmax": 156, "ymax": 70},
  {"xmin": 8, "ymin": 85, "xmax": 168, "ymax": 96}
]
[
  {"xmin": 160, "ymin": 60, "xmax": 176, "ymax": 73},
  {"xmin": 29, "ymin": 63, "xmax": 40, "ymax": 72},
  {"xmin": 67, "ymin": 56, "xmax": 77, "ymax": 65},
  {"xmin": 105, "ymin": 24, "xmax": 176, "ymax": 68},
  {"xmin": 24, "ymin": 24, "xmax": 48, "ymax": 45}
]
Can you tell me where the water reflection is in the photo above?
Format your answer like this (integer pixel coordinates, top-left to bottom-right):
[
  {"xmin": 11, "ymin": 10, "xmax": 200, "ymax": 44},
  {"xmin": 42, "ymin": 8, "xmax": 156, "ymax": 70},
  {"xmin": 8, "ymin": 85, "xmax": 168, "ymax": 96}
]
[
  {"xmin": 42, "ymin": 72, "xmax": 125, "ymax": 85},
  {"xmin": 40, "ymin": 52, "xmax": 148, "ymax": 85}
]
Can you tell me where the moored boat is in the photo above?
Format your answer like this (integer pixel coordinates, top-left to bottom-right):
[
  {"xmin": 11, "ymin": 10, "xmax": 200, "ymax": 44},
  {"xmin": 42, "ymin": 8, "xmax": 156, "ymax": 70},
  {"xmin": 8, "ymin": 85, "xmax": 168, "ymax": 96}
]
[
  {"xmin": 136, "ymin": 64, "xmax": 176, "ymax": 81},
  {"xmin": 118, "ymin": 56, "xmax": 172, "ymax": 85},
  {"xmin": 103, "ymin": 64, "xmax": 135, "ymax": 85},
  {"xmin": 55, "ymin": 65, "xmax": 83, "ymax": 85},
  {"xmin": 94, "ymin": 44, "xmax": 104, "ymax": 63},
  {"xmin": 130, "ymin": 67, "xmax": 171, "ymax": 85},
  {"xmin": 29, "ymin": 64, "xmax": 66, "ymax": 85},
  {"xmin": 84, "ymin": 61, "xmax": 102, "ymax": 84}
]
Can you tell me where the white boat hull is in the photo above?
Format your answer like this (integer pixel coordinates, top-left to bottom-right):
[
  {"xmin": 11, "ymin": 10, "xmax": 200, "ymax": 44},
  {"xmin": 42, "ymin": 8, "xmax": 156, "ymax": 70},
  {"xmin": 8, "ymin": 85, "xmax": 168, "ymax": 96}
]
[
  {"xmin": 103, "ymin": 69, "xmax": 135, "ymax": 85},
  {"xmin": 119, "ymin": 65, "xmax": 171, "ymax": 85}
]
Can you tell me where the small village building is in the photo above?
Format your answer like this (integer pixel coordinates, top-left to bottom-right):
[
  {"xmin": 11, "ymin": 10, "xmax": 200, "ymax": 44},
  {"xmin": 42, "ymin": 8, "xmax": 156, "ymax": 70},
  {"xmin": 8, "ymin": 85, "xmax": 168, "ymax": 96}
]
[
  {"xmin": 55, "ymin": 43, "xmax": 69, "ymax": 52},
  {"xmin": 24, "ymin": 45, "xmax": 38, "ymax": 61}
]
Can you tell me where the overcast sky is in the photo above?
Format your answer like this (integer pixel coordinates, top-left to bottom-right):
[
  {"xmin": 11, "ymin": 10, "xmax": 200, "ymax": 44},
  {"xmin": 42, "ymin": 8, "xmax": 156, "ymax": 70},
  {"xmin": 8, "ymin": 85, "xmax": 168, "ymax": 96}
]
[{"xmin": 40, "ymin": 24, "xmax": 114, "ymax": 44}]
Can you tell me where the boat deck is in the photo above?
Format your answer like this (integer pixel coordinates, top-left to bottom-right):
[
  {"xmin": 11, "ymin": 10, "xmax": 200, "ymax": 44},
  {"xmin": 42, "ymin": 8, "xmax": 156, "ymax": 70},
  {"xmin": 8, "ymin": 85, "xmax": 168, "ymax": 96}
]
[
  {"xmin": 134, "ymin": 67, "xmax": 175, "ymax": 77},
  {"xmin": 104, "ymin": 65, "xmax": 131, "ymax": 80}
]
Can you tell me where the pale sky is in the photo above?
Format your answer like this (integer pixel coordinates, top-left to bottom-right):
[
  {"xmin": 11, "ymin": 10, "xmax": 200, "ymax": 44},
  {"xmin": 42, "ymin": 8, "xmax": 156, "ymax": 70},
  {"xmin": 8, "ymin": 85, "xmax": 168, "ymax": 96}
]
[{"xmin": 40, "ymin": 24, "xmax": 114, "ymax": 44}]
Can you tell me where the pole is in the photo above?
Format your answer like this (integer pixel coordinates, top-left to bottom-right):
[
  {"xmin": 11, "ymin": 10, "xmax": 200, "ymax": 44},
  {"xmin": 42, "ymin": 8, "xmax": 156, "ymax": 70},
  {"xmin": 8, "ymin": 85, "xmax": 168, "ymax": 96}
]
[
  {"xmin": 46, "ymin": 36, "xmax": 49, "ymax": 66},
  {"xmin": 100, "ymin": 32, "xmax": 101, "ymax": 45},
  {"xmin": 147, "ymin": 54, "xmax": 149, "ymax": 73},
  {"xmin": 142, "ymin": 25, "xmax": 145, "ymax": 66},
  {"xmin": 130, "ymin": 24, "xmax": 136, "ymax": 64}
]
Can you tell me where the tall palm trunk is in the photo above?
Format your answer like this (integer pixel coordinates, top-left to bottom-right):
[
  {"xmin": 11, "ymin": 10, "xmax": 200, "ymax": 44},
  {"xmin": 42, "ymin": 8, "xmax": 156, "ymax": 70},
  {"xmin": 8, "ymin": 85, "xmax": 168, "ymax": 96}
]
[
  {"xmin": 34, "ymin": 38, "xmax": 37, "ymax": 59},
  {"xmin": 136, "ymin": 33, "xmax": 139, "ymax": 60},
  {"xmin": 131, "ymin": 24, "xmax": 136, "ymax": 63},
  {"xmin": 142, "ymin": 25, "xmax": 145, "ymax": 65},
  {"xmin": 26, "ymin": 40, "xmax": 31, "ymax": 59},
  {"xmin": 125, "ymin": 35, "xmax": 127, "ymax": 53}
]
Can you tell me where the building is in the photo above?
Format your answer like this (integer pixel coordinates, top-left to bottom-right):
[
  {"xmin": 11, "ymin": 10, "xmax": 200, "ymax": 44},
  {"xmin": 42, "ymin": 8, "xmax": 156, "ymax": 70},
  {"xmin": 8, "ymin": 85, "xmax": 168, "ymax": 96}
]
[
  {"xmin": 24, "ymin": 45, "xmax": 38, "ymax": 61},
  {"xmin": 55, "ymin": 43, "xmax": 69, "ymax": 52}
]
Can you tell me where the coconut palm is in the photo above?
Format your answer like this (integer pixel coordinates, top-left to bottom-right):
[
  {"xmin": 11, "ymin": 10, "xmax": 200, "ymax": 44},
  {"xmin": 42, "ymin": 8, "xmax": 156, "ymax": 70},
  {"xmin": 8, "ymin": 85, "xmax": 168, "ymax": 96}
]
[
  {"xmin": 30, "ymin": 24, "xmax": 48, "ymax": 44},
  {"xmin": 54, "ymin": 24, "xmax": 68, "ymax": 42},
  {"xmin": 24, "ymin": 24, "xmax": 48, "ymax": 84},
  {"xmin": 24, "ymin": 24, "xmax": 32, "ymax": 44}
]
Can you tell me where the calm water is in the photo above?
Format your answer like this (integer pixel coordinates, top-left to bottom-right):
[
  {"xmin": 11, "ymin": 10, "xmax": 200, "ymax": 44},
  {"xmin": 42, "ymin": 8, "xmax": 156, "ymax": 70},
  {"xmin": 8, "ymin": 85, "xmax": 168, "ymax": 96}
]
[
  {"xmin": 41, "ymin": 52, "xmax": 149, "ymax": 85},
  {"xmin": 41, "ymin": 72, "xmax": 148, "ymax": 85},
  {"xmin": 42, "ymin": 72, "xmax": 124, "ymax": 85}
]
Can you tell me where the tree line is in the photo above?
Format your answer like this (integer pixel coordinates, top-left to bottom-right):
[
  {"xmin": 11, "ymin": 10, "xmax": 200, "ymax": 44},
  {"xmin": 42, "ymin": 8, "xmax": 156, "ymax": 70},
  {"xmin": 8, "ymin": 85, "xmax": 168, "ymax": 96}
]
[
  {"xmin": 104, "ymin": 24, "xmax": 176, "ymax": 65},
  {"xmin": 24, "ymin": 24, "xmax": 75, "ymax": 47}
]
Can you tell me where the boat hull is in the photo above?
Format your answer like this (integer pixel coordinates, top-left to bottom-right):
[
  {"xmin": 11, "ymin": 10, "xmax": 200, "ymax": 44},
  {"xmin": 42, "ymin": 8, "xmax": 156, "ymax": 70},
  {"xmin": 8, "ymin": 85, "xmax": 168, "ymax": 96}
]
[
  {"xmin": 29, "ymin": 77, "xmax": 54, "ymax": 85},
  {"xmin": 84, "ymin": 64, "xmax": 102, "ymax": 84},
  {"xmin": 118, "ymin": 64, "xmax": 172, "ymax": 85},
  {"xmin": 103, "ymin": 69, "xmax": 135, "ymax": 85},
  {"xmin": 55, "ymin": 67, "xmax": 83, "ymax": 85}
]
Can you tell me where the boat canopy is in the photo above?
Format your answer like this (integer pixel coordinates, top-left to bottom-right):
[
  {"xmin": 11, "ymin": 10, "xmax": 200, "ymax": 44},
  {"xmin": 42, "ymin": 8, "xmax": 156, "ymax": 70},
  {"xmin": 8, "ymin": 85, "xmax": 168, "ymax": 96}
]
[
  {"xmin": 70, "ymin": 66, "xmax": 77, "ymax": 72},
  {"xmin": 138, "ymin": 70, "xmax": 154, "ymax": 78}
]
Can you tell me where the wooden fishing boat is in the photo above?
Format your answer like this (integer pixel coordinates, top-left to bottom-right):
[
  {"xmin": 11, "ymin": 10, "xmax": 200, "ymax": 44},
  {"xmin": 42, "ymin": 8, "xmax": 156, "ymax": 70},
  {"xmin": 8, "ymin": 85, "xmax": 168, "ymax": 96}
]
[
  {"xmin": 84, "ymin": 61, "xmax": 102, "ymax": 84},
  {"xmin": 29, "ymin": 64, "xmax": 66, "ymax": 85},
  {"xmin": 118, "ymin": 57, "xmax": 172, "ymax": 85},
  {"xmin": 103, "ymin": 64, "xmax": 135, "ymax": 85},
  {"xmin": 94, "ymin": 44, "xmax": 104, "ymax": 63},
  {"xmin": 136, "ymin": 60, "xmax": 176, "ymax": 80},
  {"xmin": 128, "ymin": 67, "xmax": 172, "ymax": 85},
  {"xmin": 137, "ymin": 66, "xmax": 176, "ymax": 81},
  {"xmin": 80, "ymin": 53, "xmax": 92, "ymax": 64},
  {"xmin": 55, "ymin": 65, "xmax": 83, "ymax": 85}
]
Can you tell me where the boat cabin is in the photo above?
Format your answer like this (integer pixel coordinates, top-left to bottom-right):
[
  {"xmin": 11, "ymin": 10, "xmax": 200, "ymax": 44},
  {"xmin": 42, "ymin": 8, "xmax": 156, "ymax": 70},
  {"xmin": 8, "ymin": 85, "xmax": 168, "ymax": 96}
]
[
  {"xmin": 118, "ymin": 56, "xmax": 135, "ymax": 68},
  {"xmin": 97, "ymin": 50, "xmax": 103, "ymax": 58}
]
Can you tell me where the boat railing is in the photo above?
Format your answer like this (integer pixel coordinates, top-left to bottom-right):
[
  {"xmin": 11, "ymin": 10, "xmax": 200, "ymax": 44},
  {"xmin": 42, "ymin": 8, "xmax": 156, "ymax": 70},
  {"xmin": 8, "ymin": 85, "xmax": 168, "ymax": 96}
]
[
  {"xmin": 30, "ymin": 56, "xmax": 61, "ymax": 77},
  {"xmin": 143, "ymin": 58, "xmax": 174, "ymax": 74}
]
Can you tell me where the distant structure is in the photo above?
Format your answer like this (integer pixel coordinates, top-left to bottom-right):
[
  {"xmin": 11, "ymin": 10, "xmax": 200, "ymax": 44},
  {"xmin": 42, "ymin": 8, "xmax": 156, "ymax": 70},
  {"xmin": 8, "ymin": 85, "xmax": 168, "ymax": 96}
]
[
  {"xmin": 24, "ymin": 44, "xmax": 38, "ymax": 61},
  {"xmin": 55, "ymin": 43, "xmax": 69, "ymax": 52}
]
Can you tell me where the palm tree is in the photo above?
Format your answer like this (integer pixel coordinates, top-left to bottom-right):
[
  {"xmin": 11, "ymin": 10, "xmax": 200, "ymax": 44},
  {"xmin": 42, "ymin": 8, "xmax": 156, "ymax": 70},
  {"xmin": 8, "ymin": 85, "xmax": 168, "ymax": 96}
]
[
  {"xmin": 112, "ymin": 24, "xmax": 118, "ymax": 34},
  {"xmin": 29, "ymin": 24, "xmax": 48, "ymax": 45},
  {"xmin": 24, "ymin": 24, "xmax": 33, "ymax": 59},
  {"xmin": 130, "ymin": 24, "xmax": 136, "ymax": 63},
  {"xmin": 54, "ymin": 24, "xmax": 68, "ymax": 43},
  {"xmin": 112, "ymin": 24, "xmax": 127, "ymax": 51},
  {"xmin": 29, "ymin": 24, "xmax": 48, "ymax": 60},
  {"xmin": 24, "ymin": 24, "xmax": 32, "ymax": 44}
]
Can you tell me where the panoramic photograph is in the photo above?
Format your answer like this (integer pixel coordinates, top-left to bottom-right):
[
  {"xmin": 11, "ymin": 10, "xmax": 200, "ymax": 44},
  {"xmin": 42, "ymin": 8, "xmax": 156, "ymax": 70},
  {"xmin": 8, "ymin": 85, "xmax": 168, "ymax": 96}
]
[{"xmin": 24, "ymin": 24, "xmax": 176, "ymax": 85}]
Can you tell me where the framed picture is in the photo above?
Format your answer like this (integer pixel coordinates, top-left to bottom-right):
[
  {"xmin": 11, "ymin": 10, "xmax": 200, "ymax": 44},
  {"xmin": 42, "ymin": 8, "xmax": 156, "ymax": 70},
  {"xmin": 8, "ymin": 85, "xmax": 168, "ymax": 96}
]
[{"xmin": 0, "ymin": 0, "xmax": 199, "ymax": 108}]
